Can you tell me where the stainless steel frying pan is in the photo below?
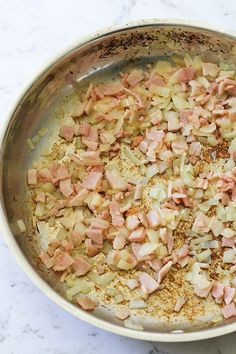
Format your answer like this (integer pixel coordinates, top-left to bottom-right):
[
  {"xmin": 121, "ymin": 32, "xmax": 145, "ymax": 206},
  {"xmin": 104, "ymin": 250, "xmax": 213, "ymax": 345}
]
[{"xmin": 1, "ymin": 19, "xmax": 236, "ymax": 341}]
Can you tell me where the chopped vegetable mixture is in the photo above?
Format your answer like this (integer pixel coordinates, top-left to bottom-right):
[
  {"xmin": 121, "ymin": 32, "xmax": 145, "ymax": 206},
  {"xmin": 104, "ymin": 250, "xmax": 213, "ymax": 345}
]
[{"xmin": 26, "ymin": 55, "xmax": 236, "ymax": 328}]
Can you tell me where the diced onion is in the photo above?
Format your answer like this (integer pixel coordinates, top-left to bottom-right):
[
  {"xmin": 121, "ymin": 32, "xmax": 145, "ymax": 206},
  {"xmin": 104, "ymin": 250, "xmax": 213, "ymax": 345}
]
[
  {"xmin": 17, "ymin": 219, "xmax": 26, "ymax": 232},
  {"xmin": 138, "ymin": 243, "xmax": 158, "ymax": 257},
  {"xmin": 223, "ymin": 249, "xmax": 236, "ymax": 263},
  {"xmin": 129, "ymin": 300, "xmax": 147, "ymax": 309}
]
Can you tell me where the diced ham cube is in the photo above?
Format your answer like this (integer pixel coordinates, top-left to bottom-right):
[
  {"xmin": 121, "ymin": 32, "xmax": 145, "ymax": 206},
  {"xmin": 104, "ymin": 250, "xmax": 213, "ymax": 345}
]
[
  {"xmin": 176, "ymin": 67, "xmax": 195, "ymax": 83},
  {"xmin": 139, "ymin": 272, "xmax": 160, "ymax": 295},
  {"xmin": 59, "ymin": 124, "xmax": 74, "ymax": 142},
  {"xmin": 224, "ymin": 286, "xmax": 235, "ymax": 305},
  {"xmin": 146, "ymin": 209, "xmax": 161, "ymax": 229},
  {"xmin": 53, "ymin": 252, "xmax": 74, "ymax": 271},
  {"xmin": 222, "ymin": 303, "xmax": 236, "ymax": 319},
  {"xmin": 79, "ymin": 122, "xmax": 90, "ymax": 136},
  {"xmin": 86, "ymin": 227, "xmax": 103, "ymax": 245},
  {"xmin": 72, "ymin": 255, "xmax": 91, "ymax": 276},
  {"xmin": 85, "ymin": 239, "xmax": 99, "ymax": 257},
  {"xmin": 109, "ymin": 201, "xmax": 124, "ymax": 227},
  {"xmin": 68, "ymin": 188, "xmax": 89, "ymax": 207},
  {"xmin": 40, "ymin": 251, "xmax": 54, "ymax": 269},
  {"xmin": 212, "ymin": 282, "xmax": 224, "ymax": 300},
  {"xmin": 59, "ymin": 178, "xmax": 74, "ymax": 197}
]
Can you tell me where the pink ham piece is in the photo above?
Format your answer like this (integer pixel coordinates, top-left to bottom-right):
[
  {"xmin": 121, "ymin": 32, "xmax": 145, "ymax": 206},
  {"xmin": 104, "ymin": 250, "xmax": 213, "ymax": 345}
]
[
  {"xmin": 139, "ymin": 272, "xmax": 160, "ymax": 295},
  {"xmin": 72, "ymin": 255, "xmax": 91, "ymax": 276},
  {"xmin": 146, "ymin": 209, "xmax": 161, "ymax": 229},
  {"xmin": 28, "ymin": 169, "xmax": 37, "ymax": 185},
  {"xmin": 82, "ymin": 172, "xmax": 102, "ymax": 190},
  {"xmin": 101, "ymin": 82, "xmax": 124, "ymax": 96},
  {"xmin": 148, "ymin": 259, "xmax": 163, "ymax": 272},
  {"xmin": 128, "ymin": 227, "xmax": 146, "ymax": 243},
  {"xmin": 222, "ymin": 237, "xmax": 235, "ymax": 248},
  {"xmin": 82, "ymin": 126, "xmax": 98, "ymax": 151},
  {"xmin": 59, "ymin": 124, "xmax": 74, "ymax": 142},
  {"xmin": 77, "ymin": 295, "xmax": 97, "ymax": 311},
  {"xmin": 212, "ymin": 282, "xmax": 224, "ymax": 300},
  {"xmin": 176, "ymin": 67, "xmax": 195, "ymax": 83},
  {"xmin": 80, "ymin": 151, "xmax": 102, "ymax": 166},
  {"xmin": 105, "ymin": 170, "xmax": 127, "ymax": 191},
  {"xmin": 68, "ymin": 188, "xmax": 89, "ymax": 207},
  {"xmin": 177, "ymin": 244, "xmax": 189, "ymax": 259},
  {"xmin": 202, "ymin": 62, "xmax": 219, "ymax": 77},
  {"xmin": 180, "ymin": 110, "xmax": 193, "ymax": 124},
  {"xmin": 224, "ymin": 286, "xmax": 235, "ymax": 305},
  {"xmin": 126, "ymin": 215, "xmax": 140, "ymax": 231},
  {"xmin": 59, "ymin": 178, "xmax": 74, "ymax": 197},
  {"xmin": 53, "ymin": 252, "xmax": 74, "ymax": 271},
  {"xmin": 193, "ymin": 284, "xmax": 212, "ymax": 298},
  {"xmin": 157, "ymin": 261, "xmax": 173, "ymax": 283},
  {"xmin": 222, "ymin": 303, "xmax": 236, "ymax": 319},
  {"xmin": 79, "ymin": 122, "xmax": 90, "ymax": 136},
  {"xmin": 90, "ymin": 217, "xmax": 109, "ymax": 230},
  {"xmin": 40, "ymin": 251, "xmax": 54, "ymax": 269},
  {"xmin": 109, "ymin": 201, "xmax": 124, "ymax": 227},
  {"xmin": 85, "ymin": 239, "xmax": 99, "ymax": 257},
  {"xmin": 145, "ymin": 75, "xmax": 165, "ymax": 90},
  {"xmin": 86, "ymin": 227, "xmax": 103, "ymax": 245},
  {"xmin": 56, "ymin": 165, "xmax": 70, "ymax": 181}
]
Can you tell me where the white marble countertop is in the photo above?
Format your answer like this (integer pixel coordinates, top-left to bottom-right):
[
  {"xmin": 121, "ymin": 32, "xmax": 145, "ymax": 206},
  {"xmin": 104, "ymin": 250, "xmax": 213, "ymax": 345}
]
[{"xmin": 1, "ymin": 0, "xmax": 236, "ymax": 353}]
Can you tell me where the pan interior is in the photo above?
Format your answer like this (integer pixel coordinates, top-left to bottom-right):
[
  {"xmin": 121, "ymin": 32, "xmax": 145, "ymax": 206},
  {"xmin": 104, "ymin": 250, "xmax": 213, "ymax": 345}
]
[{"xmin": 2, "ymin": 23, "xmax": 236, "ymax": 335}]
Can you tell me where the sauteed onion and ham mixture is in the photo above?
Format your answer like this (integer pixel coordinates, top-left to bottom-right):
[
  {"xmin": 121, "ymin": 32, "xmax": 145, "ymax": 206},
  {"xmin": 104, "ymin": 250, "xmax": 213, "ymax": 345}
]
[{"xmin": 26, "ymin": 55, "xmax": 236, "ymax": 328}]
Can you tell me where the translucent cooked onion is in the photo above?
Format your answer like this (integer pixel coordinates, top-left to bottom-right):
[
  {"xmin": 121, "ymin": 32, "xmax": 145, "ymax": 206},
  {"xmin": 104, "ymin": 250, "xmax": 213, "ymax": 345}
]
[
  {"xmin": 123, "ymin": 146, "xmax": 143, "ymax": 166},
  {"xmin": 129, "ymin": 300, "xmax": 147, "ymax": 309},
  {"xmin": 66, "ymin": 280, "xmax": 92, "ymax": 301},
  {"xmin": 223, "ymin": 249, "xmax": 236, "ymax": 263},
  {"xmin": 17, "ymin": 219, "xmax": 26, "ymax": 232},
  {"xmin": 222, "ymin": 228, "xmax": 235, "ymax": 238},
  {"xmin": 138, "ymin": 243, "xmax": 158, "ymax": 257}
]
